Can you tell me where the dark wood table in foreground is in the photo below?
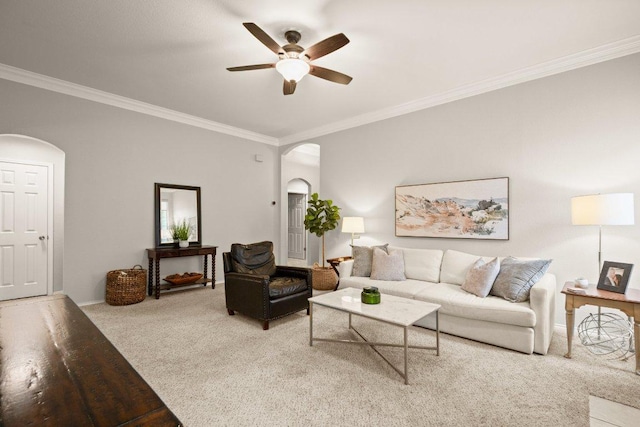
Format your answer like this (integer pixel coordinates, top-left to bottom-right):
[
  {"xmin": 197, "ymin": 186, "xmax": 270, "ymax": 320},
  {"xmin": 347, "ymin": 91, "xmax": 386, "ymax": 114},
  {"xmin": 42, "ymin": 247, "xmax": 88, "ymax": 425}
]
[
  {"xmin": 0, "ymin": 294, "xmax": 182, "ymax": 426},
  {"xmin": 561, "ymin": 282, "xmax": 640, "ymax": 375}
]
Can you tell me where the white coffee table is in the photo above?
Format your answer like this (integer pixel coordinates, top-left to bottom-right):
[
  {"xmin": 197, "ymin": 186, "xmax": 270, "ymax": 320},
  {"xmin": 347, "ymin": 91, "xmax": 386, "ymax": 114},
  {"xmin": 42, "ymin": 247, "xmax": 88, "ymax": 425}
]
[{"xmin": 308, "ymin": 287, "xmax": 441, "ymax": 385}]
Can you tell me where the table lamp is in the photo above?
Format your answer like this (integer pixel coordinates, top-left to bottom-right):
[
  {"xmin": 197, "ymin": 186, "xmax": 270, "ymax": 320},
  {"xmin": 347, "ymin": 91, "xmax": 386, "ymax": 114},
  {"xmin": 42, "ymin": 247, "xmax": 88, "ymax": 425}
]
[{"xmin": 342, "ymin": 217, "xmax": 365, "ymax": 247}]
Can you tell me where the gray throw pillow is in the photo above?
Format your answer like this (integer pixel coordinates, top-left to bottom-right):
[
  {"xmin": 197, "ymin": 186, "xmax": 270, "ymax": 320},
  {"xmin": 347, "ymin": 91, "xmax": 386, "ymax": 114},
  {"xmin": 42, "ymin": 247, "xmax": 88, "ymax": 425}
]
[
  {"xmin": 370, "ymin": 248, "xmax": 406, "ymax": 281},
  {"xmin": 490, "ymin": 257, "xmax": 552, "ymax": 302},
  {"xmin": 352, "ymin": 244, "xmax": 389, "ymax": 277},
  {"xmin": 461, "ymin": 257, "xmax": 500, "ymax": 298}
]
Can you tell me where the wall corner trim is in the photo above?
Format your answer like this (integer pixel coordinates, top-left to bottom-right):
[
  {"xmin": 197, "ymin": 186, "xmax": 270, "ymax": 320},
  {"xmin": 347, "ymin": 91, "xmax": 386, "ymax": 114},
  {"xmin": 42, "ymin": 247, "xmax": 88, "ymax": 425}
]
[{"xmin": 0, "ymin": 63, "xmax": 278, "ymax": 146}]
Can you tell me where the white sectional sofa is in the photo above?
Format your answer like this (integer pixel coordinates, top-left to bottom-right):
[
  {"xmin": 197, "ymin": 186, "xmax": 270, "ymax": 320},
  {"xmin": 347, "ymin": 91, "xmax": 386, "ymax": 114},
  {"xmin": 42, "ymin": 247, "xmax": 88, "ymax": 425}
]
[{"xmin": 337, "ymin": 247, "xmax": 556, "ymax": 355}]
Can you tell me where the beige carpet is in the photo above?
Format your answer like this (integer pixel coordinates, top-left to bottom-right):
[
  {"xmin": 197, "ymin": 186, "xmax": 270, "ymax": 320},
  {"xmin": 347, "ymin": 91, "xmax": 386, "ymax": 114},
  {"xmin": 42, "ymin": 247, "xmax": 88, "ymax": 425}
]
[{"xmin": 82, "ymin": 287, "xmax": 640, "ymax": 427}]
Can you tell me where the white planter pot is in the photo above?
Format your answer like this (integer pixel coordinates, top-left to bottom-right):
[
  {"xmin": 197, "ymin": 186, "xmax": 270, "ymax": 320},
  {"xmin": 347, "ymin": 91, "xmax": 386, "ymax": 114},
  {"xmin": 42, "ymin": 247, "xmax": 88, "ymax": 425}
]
[{"xmin": 179, "ymin": 240, "xmax": 189, "ymax": 248}]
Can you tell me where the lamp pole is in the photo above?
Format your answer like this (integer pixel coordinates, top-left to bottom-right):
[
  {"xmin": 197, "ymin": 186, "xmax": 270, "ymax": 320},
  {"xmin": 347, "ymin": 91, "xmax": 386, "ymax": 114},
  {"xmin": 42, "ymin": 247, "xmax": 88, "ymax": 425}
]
[{"xmin": 597, "ymin": 225, "xmax": 603, "ymax": 337}]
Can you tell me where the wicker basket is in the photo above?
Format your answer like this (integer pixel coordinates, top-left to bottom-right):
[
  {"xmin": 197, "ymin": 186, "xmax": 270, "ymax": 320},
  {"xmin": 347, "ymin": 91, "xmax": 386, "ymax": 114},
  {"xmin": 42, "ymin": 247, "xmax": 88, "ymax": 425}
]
[
  {"xmin": 106, "ymin": 265, "xmax": 147, "ymax": 306},
  {"xmin": 311, "ymin": 264, "xmax": 338, "ymax": 290}
]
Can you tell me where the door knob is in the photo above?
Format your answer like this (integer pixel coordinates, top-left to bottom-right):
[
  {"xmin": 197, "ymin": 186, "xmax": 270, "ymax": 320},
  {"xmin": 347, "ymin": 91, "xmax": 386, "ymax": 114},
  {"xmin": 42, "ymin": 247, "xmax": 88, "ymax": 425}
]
[{"xmin": 39, "ymin": 236, "xmax": 46, "ymax": 240}]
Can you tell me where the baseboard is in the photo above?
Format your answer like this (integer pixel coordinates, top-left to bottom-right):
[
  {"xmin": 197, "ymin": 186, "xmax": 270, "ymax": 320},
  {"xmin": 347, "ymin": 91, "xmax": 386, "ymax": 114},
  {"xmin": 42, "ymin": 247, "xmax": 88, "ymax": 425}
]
[
  {"xmin": 78, "ymin": 299, "xmax": 105, "ymax": 307},
  {"xmin": 78, "ymin": 280, "xmax": 225, "ymax": 307}
]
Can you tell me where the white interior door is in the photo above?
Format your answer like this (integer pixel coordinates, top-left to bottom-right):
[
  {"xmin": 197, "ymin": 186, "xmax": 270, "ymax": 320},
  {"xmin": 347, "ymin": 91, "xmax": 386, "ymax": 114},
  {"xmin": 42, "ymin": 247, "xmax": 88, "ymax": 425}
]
[
  {"xmin": 0, "ymin": 161, "xmax": 49, "ymax": 301},
  {"xmin": 288, "ymin": 193, "xmax": 306, "ymax": 259}
]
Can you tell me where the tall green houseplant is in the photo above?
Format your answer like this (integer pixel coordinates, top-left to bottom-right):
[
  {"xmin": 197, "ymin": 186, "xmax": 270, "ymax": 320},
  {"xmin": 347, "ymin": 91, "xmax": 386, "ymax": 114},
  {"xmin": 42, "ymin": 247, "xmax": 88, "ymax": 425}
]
[{"xmin": 304, "ymin": 193, "xmax": 341, "ymax": 267}]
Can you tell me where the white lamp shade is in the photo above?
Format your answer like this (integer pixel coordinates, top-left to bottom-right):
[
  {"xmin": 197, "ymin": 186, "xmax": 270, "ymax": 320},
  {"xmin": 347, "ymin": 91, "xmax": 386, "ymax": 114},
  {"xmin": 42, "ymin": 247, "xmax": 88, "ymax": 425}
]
[
  {"xmin": 275, "ymin": 58, "xmax": 310, "ymax": 82},
  {"xmin": 571, "ymin": 193, "xmax": 635, "ymax": 225},
  {"xmin": 342, "ymin": 217, "xmax": 365, "ymax": 233}
]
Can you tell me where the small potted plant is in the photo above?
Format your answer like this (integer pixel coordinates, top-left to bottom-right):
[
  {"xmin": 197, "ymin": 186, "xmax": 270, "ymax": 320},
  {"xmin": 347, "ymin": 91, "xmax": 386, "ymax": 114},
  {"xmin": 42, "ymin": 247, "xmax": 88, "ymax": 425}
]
[
  {"xmin": 170, "ymin": 219, "xmax": 192, "ymax": 248},
  {"xmin": 304, "ymin": 193, "xmax": 341, "ymax": 290}
]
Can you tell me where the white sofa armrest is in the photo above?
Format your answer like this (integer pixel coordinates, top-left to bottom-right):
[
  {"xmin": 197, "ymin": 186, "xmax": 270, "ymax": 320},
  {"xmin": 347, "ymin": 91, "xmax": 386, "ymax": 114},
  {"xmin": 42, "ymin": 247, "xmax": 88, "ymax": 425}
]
[
  {"xmin": 338, "ymin": 259, "xmax": 354, "ymax": 278},
  {"xmin": 529, "ymin": 273, "xmax": 556, "ymax": 355}
]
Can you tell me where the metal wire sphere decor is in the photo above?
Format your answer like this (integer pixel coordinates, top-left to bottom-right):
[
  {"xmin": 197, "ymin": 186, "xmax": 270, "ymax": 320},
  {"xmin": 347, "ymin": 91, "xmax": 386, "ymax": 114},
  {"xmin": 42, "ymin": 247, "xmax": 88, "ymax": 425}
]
[{"xmin": 577, "ymin": 313, "xmax": 634, "ymax": 359}]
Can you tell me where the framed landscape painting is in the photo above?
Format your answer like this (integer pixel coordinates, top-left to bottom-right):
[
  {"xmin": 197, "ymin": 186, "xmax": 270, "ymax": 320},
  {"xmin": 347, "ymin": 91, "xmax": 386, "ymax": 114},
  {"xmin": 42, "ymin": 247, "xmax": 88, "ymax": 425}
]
[{"xmin": 395, "ymin": 177, "xmax": 509, "ymax": 240}]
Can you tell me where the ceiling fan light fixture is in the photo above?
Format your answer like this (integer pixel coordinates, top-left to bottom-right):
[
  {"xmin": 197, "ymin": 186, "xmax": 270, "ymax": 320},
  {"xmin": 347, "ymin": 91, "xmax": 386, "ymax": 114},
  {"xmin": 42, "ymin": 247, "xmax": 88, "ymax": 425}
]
[{"xmin": 275, "ymin": 58, "xmax": 310, "ymax": 83}]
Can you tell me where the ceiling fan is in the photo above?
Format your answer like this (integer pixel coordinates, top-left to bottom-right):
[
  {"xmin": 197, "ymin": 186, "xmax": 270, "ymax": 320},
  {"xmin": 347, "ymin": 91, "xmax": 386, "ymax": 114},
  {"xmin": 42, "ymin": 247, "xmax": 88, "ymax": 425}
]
[{"xmin": 227, "ymin": 23, "xmax": 352, "ymax": 95}]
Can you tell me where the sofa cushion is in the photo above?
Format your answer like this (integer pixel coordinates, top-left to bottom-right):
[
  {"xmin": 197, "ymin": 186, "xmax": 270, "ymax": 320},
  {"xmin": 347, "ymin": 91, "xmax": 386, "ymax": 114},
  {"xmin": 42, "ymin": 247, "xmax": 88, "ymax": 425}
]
[
  {"xmin": 339, "ymin": 277, "xmax": 436, "ymax": 300},
  {"xmin": 352, "ymin": 244, "xmax": 388, "ymax": 277},
  {"xmin": 491, "ymin": 257, "xmax": 552, "ymax": 303},
  {"xmin": 440, "ymin": 250, "xmax": 493, "ymax": 285},
  {"xmin": 414, "ymin": 283, "xmax": 535, "ymax": 327},
  {"xmin": 461, "ymin": 257, "xmax": 500, "ymax": 298},
  {"xmin": 390, "ymin": 246, "xmax": 443, "ymax": 283},
  {"xmin": 371, "ymin": 248, "xmax": 406, "ymax": 281}
]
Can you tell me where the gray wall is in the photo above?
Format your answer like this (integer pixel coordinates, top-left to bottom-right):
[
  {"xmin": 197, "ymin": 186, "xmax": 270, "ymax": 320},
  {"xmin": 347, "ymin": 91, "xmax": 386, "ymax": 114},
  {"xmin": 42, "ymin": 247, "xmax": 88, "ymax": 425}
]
[
  {"xmin": 2, "ymin": 51, "xmax": 639, "ymax": 320},
  {"xmin": 0, "ymin": 79, "xmax": 279, "ymax": 304},
  {"xmin": 307, "ymin": 53, "xmax": 640, "ymax": 326}
]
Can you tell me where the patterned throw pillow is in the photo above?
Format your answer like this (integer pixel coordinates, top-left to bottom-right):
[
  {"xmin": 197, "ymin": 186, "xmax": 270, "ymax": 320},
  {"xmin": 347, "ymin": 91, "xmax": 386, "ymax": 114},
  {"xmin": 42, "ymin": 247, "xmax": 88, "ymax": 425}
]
[
  {"xmin": 490, "ymin": 257, "xmax": 552, "ymax": 302},
  {"xmin": 370, "ymin": 247, "xmax": 406, "ymax": 281},
  {"xmin": 461, "ymin": 257, "xmax": 500, "ymax": 298},
  {"xmin": 352, "ymin": 244, "xmax": 389, "ymax": 277}
]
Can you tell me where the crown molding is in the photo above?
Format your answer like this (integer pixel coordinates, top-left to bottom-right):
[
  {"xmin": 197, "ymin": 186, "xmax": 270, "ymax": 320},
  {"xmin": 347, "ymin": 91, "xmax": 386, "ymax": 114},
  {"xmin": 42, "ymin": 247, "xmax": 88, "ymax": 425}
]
[
  {"xmin": 2, "ymin": 34, "xmax": 639, "ymax": 147},
  {"xmin": 0, "ymin": 63, "xmax": 278, "ymax": 146},
  {"xmin": 279, "ymin": 34, "xmax": 640, "ymax": 145}
]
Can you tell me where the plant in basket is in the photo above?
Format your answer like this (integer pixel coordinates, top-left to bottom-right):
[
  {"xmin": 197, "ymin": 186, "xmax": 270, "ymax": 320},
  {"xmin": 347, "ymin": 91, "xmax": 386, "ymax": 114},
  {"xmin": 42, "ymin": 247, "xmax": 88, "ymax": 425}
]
[
  {"xmin": 304, "ymin": 193, "xmax": 341, "ymax": 290},
  {"xmin": 170, "ymin": 219, "xmax": 192, "ymax": 248}
]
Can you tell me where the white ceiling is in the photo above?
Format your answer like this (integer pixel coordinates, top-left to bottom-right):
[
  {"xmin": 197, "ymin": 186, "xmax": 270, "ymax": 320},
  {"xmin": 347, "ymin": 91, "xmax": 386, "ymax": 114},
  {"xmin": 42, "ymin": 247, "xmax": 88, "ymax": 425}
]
[{"xmin": 1, "ymin": 1, "xmax": 639, "ymax": 145}]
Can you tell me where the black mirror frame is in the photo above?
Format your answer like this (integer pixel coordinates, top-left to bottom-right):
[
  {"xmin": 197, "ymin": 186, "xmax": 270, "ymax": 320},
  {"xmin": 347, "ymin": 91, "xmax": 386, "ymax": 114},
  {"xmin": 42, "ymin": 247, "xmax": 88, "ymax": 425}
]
[{"xmin": 154, "ymin": 183, "xmax": 202, "ymax": 247}]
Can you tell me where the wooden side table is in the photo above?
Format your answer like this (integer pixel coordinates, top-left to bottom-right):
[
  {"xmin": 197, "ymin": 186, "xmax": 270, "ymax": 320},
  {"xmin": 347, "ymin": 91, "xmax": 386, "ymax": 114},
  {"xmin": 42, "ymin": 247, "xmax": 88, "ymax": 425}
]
[
  {"xmin": 147, "ymin": 245, "xmax": 217, "ymax": 299},
  {"xmin": 561, "ymin": 282, "xmax": 640, "ymax": 375},
  {"xmin": 326, "ymin": 256, "xmax": 353, "ymax": 291}
]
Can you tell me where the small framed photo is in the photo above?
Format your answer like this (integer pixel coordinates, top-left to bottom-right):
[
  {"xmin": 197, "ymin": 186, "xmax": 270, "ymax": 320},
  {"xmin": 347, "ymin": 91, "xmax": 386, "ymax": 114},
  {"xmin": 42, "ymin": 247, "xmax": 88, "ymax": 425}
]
[{"xmin": 597, "ymin": 261, "xmax": 633, "ymax": 294}]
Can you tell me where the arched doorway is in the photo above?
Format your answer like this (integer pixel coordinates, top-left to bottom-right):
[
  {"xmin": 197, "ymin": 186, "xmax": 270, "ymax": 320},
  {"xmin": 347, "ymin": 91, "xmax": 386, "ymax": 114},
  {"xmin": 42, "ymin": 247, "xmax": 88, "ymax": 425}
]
[
  {"xmin": 280, "ymin": 143, "xmax": 320, "ymax": 266},
  {"xmin": 0, "ymin": 134, "xmax": 65, "ymax": 300},
  {"xmin": 286, "ymin": 178, "xmax": 310, "ymax": 266}
]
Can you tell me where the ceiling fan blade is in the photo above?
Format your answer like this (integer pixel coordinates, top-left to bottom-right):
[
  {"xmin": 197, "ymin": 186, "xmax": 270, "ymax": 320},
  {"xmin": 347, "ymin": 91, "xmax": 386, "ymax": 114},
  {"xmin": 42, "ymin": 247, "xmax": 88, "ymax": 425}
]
[
  {"xmin": 309, "ymin": 66, "xmax": 353, "ymax": 85},
  {"xmin": 283, "ymin": 80, "xmax": 297, "ymax": 95},
  {"xmin": 227, "ymin": 63, "xmax": 275, "ymax": 72},
  {"xmin": 243, "ymin": 23, "xmax": 283, "ymax": 55},
  {"xmin": 303, "ymin": 33, "xmax": 349, "ymax": 60}
]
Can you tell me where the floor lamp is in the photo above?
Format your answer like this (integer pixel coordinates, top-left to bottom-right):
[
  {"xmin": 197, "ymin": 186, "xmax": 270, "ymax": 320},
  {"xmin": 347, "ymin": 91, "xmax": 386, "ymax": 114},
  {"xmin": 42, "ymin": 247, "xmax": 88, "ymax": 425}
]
[{"xmin": 571, "ymin": 193, "xmax": 635, "ymax": 341}]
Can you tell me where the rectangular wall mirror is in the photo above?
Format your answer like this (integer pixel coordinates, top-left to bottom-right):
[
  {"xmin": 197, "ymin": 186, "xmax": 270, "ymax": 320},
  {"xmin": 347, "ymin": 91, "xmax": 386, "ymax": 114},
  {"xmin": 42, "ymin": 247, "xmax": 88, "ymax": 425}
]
[{"xmin": 154, "ymin": 183, "xmax": 202, "ymax": 247}]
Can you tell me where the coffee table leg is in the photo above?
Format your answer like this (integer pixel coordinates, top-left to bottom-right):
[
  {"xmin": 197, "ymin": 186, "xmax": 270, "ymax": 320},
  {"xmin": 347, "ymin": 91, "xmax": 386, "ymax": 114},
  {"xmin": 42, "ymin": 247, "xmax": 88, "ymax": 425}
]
[
  {"xmin": 348, "ymin": 312, "xmax": 352, "ymax": 330},
  {"xmin": 309, "ymin": 301, "xmax": 313, "ymax": 347},
  {"xmin": 404, "ymin": 326, "xmax": 409, "ymax": 385},
  {"xmin": 436, "ymin": 310, "xmax": 440, "ymax": 356}
]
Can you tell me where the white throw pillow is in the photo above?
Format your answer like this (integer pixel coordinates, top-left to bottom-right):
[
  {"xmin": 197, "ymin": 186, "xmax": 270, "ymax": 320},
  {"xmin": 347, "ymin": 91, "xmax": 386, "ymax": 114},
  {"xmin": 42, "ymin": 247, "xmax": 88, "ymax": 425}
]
[
  {"xmin": 461, "ymin": 257, "xmax": 500, "ymax": 298},
  {"xmin": 370, "ymin": 247, "xmax": 406, "ymax": 281},
  {"xmin": 390, "ymin": 246, "xmax": 443, "ymax": 283}
]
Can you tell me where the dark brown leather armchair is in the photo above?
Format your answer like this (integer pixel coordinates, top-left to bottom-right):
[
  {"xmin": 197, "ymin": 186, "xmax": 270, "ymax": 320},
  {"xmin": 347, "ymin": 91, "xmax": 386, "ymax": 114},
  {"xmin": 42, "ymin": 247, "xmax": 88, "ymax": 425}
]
[{"xmin": 223, "ymin": 241, "xmax": 312, "ymax": 330}]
